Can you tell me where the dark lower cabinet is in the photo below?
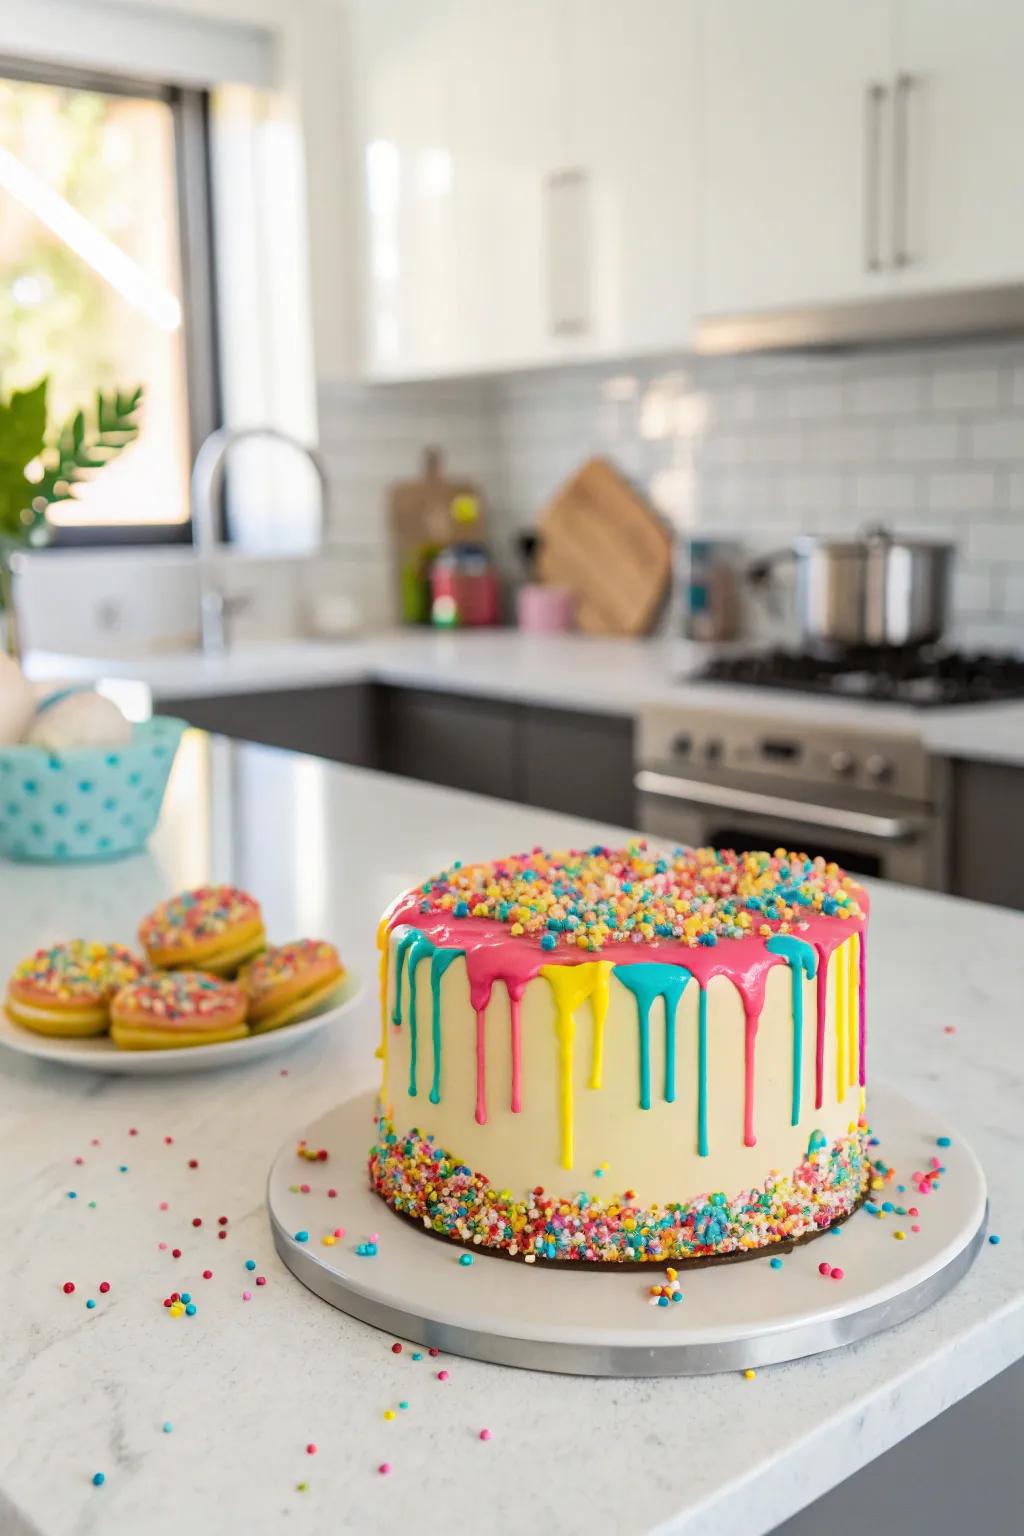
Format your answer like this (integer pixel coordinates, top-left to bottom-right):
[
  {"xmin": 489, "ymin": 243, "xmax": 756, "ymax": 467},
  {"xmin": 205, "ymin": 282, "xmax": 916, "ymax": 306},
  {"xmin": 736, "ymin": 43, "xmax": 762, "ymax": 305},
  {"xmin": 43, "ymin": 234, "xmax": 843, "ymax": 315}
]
[
  {"xmin": 159, "ymin": 681, "xmax": 637, "ymax": 827},
  {"xmin": 159, "ymin": 683, "xmax": 377, "ymax": 768},
  {"xmin": 378, "ymin": 688, "xmax": 635, "ymax": 825},
  {"xmin": 950, "ymin": 759, "xmax": 1024, "ymax": 911},
  {"xmin": 377, "ymin": 687, "xmax": 518, "ymax": 800}
]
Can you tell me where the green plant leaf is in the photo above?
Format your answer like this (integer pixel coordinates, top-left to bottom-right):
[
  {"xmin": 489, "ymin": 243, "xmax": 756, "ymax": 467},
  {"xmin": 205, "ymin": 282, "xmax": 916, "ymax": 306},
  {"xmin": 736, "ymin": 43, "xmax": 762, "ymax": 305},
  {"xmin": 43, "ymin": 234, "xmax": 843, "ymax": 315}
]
[{"xmin": 0, "ymin": 378, "xmax": 47, "ymax": 474}]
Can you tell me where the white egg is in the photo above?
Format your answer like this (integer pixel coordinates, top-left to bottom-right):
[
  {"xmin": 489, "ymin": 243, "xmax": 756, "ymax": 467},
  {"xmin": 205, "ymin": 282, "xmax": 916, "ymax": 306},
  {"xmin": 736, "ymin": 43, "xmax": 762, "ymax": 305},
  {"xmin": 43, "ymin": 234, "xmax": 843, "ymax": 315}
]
[
  {"xmin": 0, "ymin": 654, "xmax": 36, "ymax": 745},
  {"xmin": 25, "ymin": 689, "xmax": 133, "ymax": 750}
]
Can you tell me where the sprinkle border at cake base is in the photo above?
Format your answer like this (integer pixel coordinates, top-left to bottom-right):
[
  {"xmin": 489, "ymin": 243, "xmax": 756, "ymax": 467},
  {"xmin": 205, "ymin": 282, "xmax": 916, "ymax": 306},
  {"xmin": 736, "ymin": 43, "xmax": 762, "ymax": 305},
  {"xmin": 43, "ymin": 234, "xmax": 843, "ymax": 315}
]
[{"xmin": 369, "ymin": 1109, "xmax": 870, "ymax": 1267}]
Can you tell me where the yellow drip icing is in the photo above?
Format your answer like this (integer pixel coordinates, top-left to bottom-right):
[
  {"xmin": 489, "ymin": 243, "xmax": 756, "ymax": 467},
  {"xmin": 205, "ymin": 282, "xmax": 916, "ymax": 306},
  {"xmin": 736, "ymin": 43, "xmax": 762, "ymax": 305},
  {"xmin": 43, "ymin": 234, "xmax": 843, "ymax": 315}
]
[
  {"xmin": 588, "ymin": 966, "xmax": 611, "ymax": 1090},
  {"xmin": 835, "ymin": 940, "xmax": 847, "ymax": 1103},
  {"xmin": 847, "ymin": 931, "xmax": 859, "ymax": 1087},
  {"xmin": 375, "ymin": 919, "xmax": 390, "ymax": 1110},
  {"xmin": 541, "ymin": 962, "xmax": 614, "ymax": 1170}
]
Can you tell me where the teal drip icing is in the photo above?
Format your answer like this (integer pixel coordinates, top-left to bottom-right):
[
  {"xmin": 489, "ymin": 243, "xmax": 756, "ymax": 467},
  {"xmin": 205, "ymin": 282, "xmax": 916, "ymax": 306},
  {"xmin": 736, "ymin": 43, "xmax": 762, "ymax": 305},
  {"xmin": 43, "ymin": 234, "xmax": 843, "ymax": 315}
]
[
  {"xmin": 404, "ymin": 934, "xmax": 434, "ymax": 1098},
  {"xmin": 697, "ymin": 987, "xmax": 709, "ymax": 1157},
  {"xmin": 766, "ymin": 935, "xmax": 818, "ymax": 1127},
  {"xmin": 391, "ymin": 926, "xmax": 418, "ymax": 1025},
  {"xmin": 613, "ymin": 964, "xmax": 692, "ymax": 1110},
  {"xmin": 428, "ymin": 948, "xmax": 462, "ymax": 1105}
]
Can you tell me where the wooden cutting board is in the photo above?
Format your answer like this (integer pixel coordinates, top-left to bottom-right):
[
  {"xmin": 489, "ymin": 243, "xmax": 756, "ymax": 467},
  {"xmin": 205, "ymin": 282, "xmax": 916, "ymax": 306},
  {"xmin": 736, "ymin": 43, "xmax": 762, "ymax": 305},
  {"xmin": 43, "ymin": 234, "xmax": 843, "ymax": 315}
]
[
  {"xmin": 388, "ymin": 447, "xmax": 487, "ymax": 557},
  {"xmin": 537, "ymin": 457, "xmax": 672, "ymax": 635}
]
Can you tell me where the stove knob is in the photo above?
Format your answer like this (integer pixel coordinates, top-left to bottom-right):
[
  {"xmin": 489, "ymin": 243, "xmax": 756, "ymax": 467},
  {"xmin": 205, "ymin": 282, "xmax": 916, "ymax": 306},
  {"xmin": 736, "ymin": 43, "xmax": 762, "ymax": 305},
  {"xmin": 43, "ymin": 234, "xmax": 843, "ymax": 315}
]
[
  {"xmin": 865, "ymin": 753, "xmax": 894, "ymax": 783},
  {"xmin": 830, "ymin": 749, "xmax": 856, "ymax": 777}
]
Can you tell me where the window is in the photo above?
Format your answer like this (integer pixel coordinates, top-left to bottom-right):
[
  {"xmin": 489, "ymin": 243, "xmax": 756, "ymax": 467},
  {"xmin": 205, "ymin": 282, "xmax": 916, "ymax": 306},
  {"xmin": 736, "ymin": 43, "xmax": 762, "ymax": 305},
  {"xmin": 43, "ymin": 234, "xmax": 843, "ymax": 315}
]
[{"xmin": 0, "ymin": 59, "xmax": 219, "ymax": 542}]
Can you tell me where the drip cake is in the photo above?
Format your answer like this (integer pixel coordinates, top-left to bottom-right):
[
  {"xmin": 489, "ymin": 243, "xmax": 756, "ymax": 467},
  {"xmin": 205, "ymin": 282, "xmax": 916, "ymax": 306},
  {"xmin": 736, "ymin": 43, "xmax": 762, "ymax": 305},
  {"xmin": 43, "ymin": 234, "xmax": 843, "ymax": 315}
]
[{"xmin": 370, "ymin": 844, "xmax": 869, "ymax": 1265}]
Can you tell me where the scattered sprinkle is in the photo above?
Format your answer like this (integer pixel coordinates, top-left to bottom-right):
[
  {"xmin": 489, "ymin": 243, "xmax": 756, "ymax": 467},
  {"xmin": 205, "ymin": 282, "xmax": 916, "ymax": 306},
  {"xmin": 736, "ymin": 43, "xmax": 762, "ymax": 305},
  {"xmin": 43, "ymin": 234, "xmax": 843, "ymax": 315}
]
[
  {"xmin": 98, "ymin": 1281, "xmax": 110, "ymax": 1293},
  {"xmin": 256, "ymin": 1276, "xmax": 267, "ymax": 1286},
  {"xmin": 378, "ymin": 1463, "xmax": 391, "ymax": 1476},
  {"xmin": 437, "ymin": 1370, "xmax": 449, "ymax": 1381},
  {"xmin": 162, "ymin": 1423, "xmax": 173, "ymax": 1434},
  {"xmin": 294, "ymin": 1230, "xmax": 309, "ymax": 1243},
  {"xmin": 242, "ymin": 1291, "xmax": 252, "ymax": 1302},
  {"xmin": 202, "ymin": 1270, "xmax": 213, "ymax": 1280},
  {"xmin": 769, "ymin": 1257, "xmax": 783, "ymax": 1270},
  {"xmin": 742, "ymin": 1369, "xmax": 756, "ymax": 1381},
  {"xmin": 62, "ymin": 1282, "xmax": 75, "ymax": 1295},
  {"xmin": 391, "ymin": 1342, "xmax": 403, "ymax": 1354},
  {"xmin": 86, "ymin": 1299, "xmax": 96, "ymax": 1309},
  {"xmin": 91, "ymin": 1472, "xmax": 105, "ymax": 1488},
  {"xmin": 989, "ymin": 1234, "xmax": 1001, "ymax": 1245},
  {"xmin": 936, "ymin": 1136, "xmax": 952, "ymax": 1148},
  {"xmin": 479, "ymin": 1428, "xmax": 492, "ymax": 1441},
  {"xmin": 306, "ymin": 1444, "xmax": 317, "ymax": 1456},
  {"xmin": 383, "ymin": 1410, "xmax": 396, "ymax": 1421},
  {"xmin": 459, "ymin": 1253, "xmax": 474, "ymax": 1267},
  {"xmin": 245, "ymin": 1259, "xmax": 256, "ymax": 1271}
]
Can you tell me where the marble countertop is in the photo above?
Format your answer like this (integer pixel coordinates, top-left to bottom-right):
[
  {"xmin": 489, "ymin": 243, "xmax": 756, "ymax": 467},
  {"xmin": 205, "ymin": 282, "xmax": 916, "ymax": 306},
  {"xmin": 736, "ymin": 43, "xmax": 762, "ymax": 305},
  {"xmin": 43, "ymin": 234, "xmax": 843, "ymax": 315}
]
[
  {"xmin": 24, "ymin": 629, "xmax": 1024, "ymax": 766},
  {"xmin": 1, "ymin": 738, "xmax": 1021, "ymax": 1536}
]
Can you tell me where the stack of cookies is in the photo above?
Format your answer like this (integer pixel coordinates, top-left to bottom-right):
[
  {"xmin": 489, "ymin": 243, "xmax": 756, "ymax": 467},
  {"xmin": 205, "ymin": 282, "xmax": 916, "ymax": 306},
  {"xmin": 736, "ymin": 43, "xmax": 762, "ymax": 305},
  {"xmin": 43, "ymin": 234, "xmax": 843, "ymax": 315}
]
[{"xmin": 4, "ymin": 885, "xmax": 346, "ymax": 1052}]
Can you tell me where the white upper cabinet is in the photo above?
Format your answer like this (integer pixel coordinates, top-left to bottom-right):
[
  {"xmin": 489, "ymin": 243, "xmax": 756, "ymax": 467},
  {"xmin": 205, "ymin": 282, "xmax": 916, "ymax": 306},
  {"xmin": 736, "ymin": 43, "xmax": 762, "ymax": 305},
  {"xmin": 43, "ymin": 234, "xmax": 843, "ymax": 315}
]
[
  {"xmin": 562, "ymin": 0, "xmax": 698, "ymax": 359},
  {"xmin": 699, "ymin": 0, "xmax": 897, "ymax": 316},
  {"xmin": 896, "ymin": 0, "xmax": 1024, "ymax": 292},
  {"xmin": 349, "ymin": 0, "xmax": 698, "ymax": 378}
]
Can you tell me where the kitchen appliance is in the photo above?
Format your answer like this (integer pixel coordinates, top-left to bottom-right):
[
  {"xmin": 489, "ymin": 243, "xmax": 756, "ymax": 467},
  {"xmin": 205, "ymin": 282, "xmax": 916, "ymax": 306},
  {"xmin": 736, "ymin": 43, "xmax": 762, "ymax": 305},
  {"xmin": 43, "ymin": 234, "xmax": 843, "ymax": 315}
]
[
  {"xmin": 692, "ymin": 647, "xmax": 1024, "ymax": 708},
  {"xmin": 750, "ymin": 528, "xmax": 954, "ymax": 652},
  {"xmin": 636, "ymin": 703, "xmax": 950, "ymax": 887},
  {"xmin": 537, "ymin": 456, "xmax": 672, "ymax": 635}
]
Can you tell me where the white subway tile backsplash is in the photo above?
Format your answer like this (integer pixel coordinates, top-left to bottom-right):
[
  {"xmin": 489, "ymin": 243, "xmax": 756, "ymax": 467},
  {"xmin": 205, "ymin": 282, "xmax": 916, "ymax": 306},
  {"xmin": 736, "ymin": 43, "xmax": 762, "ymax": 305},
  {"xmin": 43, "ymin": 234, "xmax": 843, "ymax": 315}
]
[
  {"xmin": 846, "ymin": 371, "xmax": 923, "ymax": 417},
  {"xmin": 317, "ymin": 337, "xmax": 1024, "ymax": 644},
  {"xmin": 929, "ymin": 367, "xmax": 1003, "ymax": 413},
  {"xmin": 926, "ymin": 470, "xmax": 999, "ymax": 515},
  {"xmin": 888, "ymin": 419, "xmax": 963, "ymax": 463},
  {"xmin": 968, "ymin": 415, "xmax": 1024, "ymax": 460},
  {"xmin": 852, "ymin": 471, "xmax": 918, "ymax": 514}
]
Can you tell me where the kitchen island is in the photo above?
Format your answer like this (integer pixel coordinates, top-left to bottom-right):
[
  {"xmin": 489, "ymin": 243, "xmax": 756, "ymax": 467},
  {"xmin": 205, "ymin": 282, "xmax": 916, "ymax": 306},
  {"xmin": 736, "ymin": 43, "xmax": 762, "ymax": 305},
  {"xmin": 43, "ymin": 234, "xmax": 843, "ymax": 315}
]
[{"xmin": 1, "ymin": 735, "xmax": 1021, "ymax": 1536}]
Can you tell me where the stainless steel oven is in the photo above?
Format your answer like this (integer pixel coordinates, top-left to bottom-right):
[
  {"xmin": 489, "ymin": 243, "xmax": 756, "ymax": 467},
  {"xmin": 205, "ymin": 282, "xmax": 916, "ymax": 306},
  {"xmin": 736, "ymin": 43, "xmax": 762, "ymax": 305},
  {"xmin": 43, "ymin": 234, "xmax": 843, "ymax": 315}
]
[{"xmin": 635, "ymin": 704, "xmax": 950, "ymax": 888}]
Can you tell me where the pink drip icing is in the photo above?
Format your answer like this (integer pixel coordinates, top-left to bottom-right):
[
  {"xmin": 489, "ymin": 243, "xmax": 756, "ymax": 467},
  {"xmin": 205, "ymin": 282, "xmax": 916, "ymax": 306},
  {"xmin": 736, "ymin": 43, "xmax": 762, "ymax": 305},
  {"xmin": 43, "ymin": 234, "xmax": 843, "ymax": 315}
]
[
  {"xmin": 742, "ymin": 998, "xmax": 758, "ymax": 1146},
  {"xmin": 386, "ymin": 891, "xmax": 869, "ymax": 1128},
  {"xmin": 508, "ymin": 989, "xmax": 524, "ymax": 1113},
  {"xmin": 474, "ymin": 1005, "xmax": 487, "ymax": 1125}
]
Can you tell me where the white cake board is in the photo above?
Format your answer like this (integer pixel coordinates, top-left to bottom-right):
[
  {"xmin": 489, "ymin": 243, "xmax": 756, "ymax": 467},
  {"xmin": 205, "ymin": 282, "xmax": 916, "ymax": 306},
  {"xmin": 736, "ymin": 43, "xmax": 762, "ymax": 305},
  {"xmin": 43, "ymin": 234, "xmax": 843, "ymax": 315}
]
[{"xmin": 266, "ymin": 1085, "xmax": 987, "ymax": 1377}]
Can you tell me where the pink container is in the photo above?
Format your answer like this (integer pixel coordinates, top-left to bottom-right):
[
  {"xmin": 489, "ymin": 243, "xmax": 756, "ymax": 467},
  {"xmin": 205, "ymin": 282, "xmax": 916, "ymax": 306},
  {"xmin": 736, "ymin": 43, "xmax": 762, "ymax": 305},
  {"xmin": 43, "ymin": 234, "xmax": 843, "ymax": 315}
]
[{"xmin": 516, "ymin": 584, "xmax": 575, "ymax": 633}]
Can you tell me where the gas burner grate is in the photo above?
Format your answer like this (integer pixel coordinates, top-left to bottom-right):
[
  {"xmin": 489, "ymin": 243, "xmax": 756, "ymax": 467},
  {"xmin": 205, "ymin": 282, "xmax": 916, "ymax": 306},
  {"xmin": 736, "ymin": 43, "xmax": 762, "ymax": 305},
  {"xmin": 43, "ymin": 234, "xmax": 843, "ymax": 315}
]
[{"xmin": 694, "ymin": 649, "xmax": 1024, "ymax": 707}]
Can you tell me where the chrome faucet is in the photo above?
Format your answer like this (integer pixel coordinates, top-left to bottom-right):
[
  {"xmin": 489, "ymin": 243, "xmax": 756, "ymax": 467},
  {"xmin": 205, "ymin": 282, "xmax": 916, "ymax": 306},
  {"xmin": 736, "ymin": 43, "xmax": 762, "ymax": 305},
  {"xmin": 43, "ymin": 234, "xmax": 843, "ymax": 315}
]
[{"xmin": 190, "ymin": 425, "xmax": 331, "ymax": 655}]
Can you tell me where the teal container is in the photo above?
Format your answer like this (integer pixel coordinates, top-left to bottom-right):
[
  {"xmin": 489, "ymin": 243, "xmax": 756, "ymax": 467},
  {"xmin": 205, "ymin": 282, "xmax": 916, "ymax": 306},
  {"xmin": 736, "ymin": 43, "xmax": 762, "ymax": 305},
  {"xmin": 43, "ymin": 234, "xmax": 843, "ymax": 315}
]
[{"xmin": 0, "ymin": 715, "xmax": 187, "ymax": 864}]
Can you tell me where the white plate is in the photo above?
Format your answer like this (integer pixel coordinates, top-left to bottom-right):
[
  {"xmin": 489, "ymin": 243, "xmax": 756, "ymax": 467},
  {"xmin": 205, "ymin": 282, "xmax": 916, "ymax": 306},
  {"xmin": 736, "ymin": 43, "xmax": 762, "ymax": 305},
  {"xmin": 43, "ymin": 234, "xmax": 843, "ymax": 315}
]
[{"xmin": 0, "ymin": 968, "xmax": 364, "ymax": 1075}]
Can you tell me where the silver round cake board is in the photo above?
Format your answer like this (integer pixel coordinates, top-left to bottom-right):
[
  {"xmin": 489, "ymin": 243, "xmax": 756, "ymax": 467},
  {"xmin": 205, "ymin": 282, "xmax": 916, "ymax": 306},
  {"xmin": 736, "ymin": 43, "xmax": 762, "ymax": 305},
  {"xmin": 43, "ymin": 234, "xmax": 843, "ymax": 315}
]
[{"xmin": 267, "ymin": 1084, "xmax": 987, "ymax": 1377}]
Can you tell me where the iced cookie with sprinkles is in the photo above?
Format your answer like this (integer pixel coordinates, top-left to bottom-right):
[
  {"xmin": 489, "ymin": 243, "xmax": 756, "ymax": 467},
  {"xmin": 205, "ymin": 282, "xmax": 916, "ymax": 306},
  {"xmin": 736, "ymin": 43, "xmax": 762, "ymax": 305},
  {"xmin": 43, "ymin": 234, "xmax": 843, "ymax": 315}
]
[
  {"xmin": 239, "ymin": 940, "xmax": 346, "ymax": 1034},
  {"xmin": 5, "ymin": 940, "xmax": 145, "ymax": 1038},
  {"xmin": 110, "ymin": 971, "xmax": 248, "ymax": 1050},
  {"xmin": 138, "ymin": 885, "xmax": 265, "ymax": 975},
  {"xmin": 371, "ymin": 843, "xmax": 870, "ymax": 1266}
]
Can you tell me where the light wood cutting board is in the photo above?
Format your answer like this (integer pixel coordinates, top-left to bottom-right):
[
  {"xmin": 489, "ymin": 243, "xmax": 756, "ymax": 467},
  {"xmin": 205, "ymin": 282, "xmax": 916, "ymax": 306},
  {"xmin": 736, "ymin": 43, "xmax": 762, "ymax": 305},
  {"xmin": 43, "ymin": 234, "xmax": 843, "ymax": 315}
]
[{"xmin": 537, "ymin": 457, "xmax": 672, "ymax": 635}]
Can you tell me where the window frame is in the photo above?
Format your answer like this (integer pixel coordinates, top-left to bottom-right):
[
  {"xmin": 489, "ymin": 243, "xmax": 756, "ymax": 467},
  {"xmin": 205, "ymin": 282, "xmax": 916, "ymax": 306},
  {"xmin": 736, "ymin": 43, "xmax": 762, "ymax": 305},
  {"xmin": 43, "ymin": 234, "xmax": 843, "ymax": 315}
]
[{"xmin": 0, "ymin": 54, "xmax": 222, "ymax": 546}]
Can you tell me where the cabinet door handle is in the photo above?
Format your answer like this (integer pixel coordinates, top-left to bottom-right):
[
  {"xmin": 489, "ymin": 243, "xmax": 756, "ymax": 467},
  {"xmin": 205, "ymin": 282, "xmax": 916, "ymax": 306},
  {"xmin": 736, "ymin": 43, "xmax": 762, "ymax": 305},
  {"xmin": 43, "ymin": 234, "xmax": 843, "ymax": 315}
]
[
  {"xmin": 892, "ymin": 72, "xmax": 915, "ymax": 268},
  {"xmin": 864, "ymin": 82, "xmax": 887, "ymax": 272},
  {"xmin": 546, "ymin": 168, "xmax": 590, "ymax": 336}
]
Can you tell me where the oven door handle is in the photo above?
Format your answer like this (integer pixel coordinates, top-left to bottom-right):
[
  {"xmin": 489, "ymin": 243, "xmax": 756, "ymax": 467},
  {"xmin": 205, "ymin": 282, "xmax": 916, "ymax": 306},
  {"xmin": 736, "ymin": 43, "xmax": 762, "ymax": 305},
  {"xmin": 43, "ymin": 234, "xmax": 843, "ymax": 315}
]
[{"xmin": 634, "ymin": 770, "xmax": 927, "ymax": 842}]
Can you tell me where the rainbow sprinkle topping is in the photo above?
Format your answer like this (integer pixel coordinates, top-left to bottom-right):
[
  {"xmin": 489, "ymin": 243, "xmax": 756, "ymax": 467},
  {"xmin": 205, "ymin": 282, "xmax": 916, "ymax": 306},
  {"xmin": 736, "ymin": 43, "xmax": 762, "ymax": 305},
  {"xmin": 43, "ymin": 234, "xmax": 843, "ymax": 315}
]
[
  {"xmin": 241, "ymin": 941, "xmax": 340, "ymax": 998},
  {"xmin": 416, "ymin": 844, "xmax": 863, "ymax": 951},
  {"xmin": 11, "ymin": 940, "xmax": 144, "ymax": 1000},
  {"xmin": 140, "ymin": 885, "xmax": 262, "ymax": 949},
  {"xmin": 114, "ymin": 971, "xmax": 243, "ymax": 1020}
]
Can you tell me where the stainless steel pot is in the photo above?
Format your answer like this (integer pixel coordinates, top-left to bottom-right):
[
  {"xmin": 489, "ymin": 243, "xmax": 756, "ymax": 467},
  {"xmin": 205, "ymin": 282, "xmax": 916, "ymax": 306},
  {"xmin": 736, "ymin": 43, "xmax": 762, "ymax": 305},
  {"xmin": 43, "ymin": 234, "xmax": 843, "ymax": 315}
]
[{"xmin": 752, "ymin": 527, "xmax": 955, "ymax": 651}]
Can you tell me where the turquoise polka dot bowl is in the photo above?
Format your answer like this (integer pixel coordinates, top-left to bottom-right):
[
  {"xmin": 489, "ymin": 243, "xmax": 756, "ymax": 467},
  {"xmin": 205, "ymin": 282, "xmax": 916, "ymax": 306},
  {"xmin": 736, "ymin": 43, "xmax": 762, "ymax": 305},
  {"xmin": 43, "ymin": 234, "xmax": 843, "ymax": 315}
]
[{"xmin": 0, "ymin": 715, "xmax": 187, "ymax": 864}]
